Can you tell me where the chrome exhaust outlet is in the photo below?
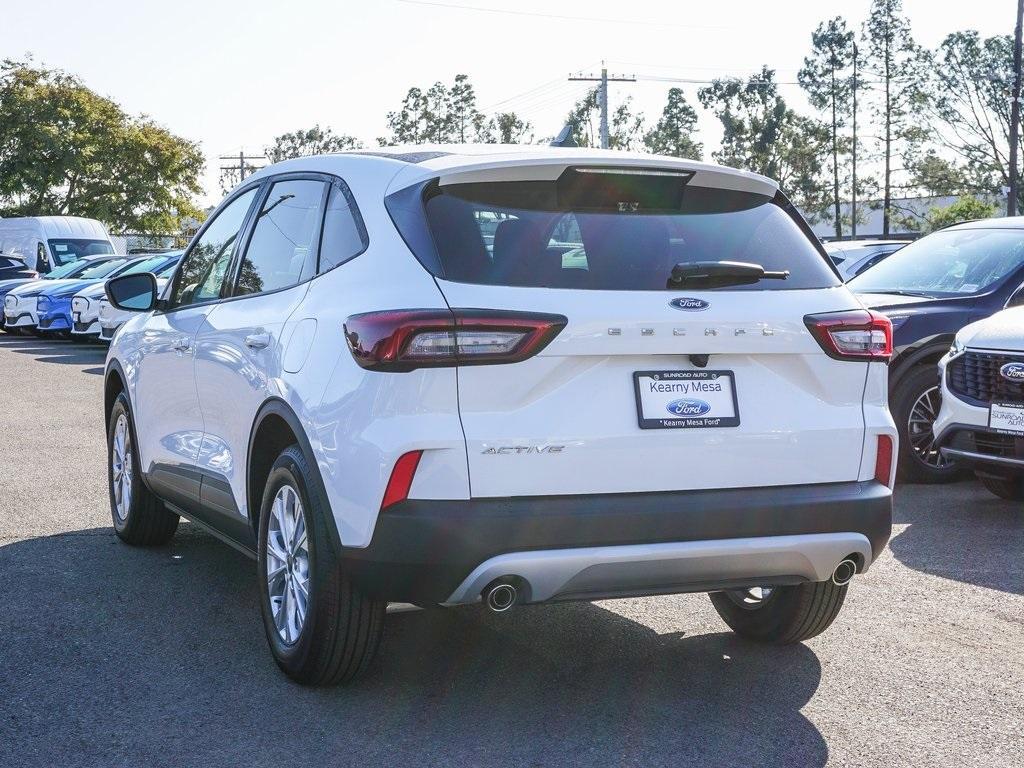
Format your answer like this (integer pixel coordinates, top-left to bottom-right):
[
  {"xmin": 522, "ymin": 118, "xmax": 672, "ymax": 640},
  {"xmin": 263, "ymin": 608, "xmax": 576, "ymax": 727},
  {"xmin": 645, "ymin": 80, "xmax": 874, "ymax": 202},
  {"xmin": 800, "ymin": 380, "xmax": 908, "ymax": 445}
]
[
  {"xmin": 831, "ymin": 558, "xmax": 857, "ymax": 587},
  {"xmin": 483, "ymin": 582, "xmax": 517, "ymax": 612}
]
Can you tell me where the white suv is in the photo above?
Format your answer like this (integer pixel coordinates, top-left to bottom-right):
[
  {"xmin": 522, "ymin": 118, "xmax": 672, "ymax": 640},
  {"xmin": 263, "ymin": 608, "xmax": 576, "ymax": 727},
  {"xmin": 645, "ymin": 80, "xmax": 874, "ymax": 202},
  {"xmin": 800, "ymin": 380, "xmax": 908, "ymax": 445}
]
[
  {"xmin": 935, "ymin": 306, "xmax": 1024, "ymax": 499},
  {"xmin": 103, "ymin": 146, "xmax": 895, "ymax": 685}
]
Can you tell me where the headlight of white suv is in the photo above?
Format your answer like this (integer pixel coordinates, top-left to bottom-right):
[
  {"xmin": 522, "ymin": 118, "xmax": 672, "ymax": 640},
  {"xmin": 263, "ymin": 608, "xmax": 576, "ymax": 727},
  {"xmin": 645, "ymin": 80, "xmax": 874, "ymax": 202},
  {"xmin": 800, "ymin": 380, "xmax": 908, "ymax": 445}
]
[{"xmin": 949, "ymin": 336, "xmax": 966, "ymax": 358}]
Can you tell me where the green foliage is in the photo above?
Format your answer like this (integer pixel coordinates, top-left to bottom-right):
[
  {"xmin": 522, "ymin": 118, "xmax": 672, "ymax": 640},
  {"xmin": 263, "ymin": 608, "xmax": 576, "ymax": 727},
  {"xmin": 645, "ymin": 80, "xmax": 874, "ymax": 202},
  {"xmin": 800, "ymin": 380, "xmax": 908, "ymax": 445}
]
[
  {"xmin": 380, "ymin": 74, "xmax": 531, "ymax": 146},
  {"xmin": 643, "ymin": 88, "xmax": 702, "ymax": 159},
  {"xmin": 799, "ymin": 17, "xmax": 856, "ymax": 237},
  {"xmin": 698, "ymin": 67, "xmax": 830, "ymax": 214},
  {"xmin": 0, "ymin": 59, "xmax": 204, "ymax": 233},
  {"xmin": 266, "ymin": 125, "xmax": 362, "ymax": 163},
  {"xmin": 861, "ymin": 0, "xmax": 930, "ymax": 233},
  {"xmin": 565, "ymin": 89, "xmax": 645, "ymax": 150},
  {"xmin": 922, "ymin": 195, "xmax": 998, "ymax": 232}
]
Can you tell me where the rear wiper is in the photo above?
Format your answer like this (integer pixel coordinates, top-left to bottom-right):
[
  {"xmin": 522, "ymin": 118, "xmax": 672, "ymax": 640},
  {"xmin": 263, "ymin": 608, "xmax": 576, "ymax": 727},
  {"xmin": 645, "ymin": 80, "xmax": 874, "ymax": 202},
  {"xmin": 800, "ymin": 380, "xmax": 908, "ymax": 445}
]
[
  {"xmin": 668, "ymin": 261, "xmax": 790, "ymax": 289},
  {"xmin": 867, "ymin": 289, "xmax": 936, "ymax": 299}
]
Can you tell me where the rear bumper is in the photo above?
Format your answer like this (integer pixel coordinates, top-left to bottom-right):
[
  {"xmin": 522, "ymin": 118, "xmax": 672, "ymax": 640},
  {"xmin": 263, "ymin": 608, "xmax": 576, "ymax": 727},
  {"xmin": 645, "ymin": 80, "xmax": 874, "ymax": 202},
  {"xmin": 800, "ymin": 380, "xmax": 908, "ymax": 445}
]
[{"xmin": 344, "ymin": 480, "xmax": 893, "ymax": 603}]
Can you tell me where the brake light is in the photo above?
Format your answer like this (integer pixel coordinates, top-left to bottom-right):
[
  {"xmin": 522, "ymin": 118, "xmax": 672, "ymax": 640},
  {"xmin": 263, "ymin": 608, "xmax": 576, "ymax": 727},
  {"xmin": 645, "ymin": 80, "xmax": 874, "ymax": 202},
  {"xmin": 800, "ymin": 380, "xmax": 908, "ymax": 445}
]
[
  {"xmin": 381, "ymin": 451, "xmax": 423, "ymax": 510},
  {"xmin": 804, "ymin": 310, "xmax": 892, "ymax": 361},
  {"xmin": 344, "ymin": 309, "xmax": 567, "ymax": 371},
  {"xmin": 874, "ymin": 434, "xmax": 894, "ymax": 487}
]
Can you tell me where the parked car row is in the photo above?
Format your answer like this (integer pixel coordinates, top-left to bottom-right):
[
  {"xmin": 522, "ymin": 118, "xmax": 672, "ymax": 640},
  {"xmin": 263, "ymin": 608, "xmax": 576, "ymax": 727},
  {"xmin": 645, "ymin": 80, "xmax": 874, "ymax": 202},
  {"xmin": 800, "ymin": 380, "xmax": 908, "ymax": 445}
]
[{"xmin": 1, "ymin": 251, "xmax": 181, "ymax": 340}]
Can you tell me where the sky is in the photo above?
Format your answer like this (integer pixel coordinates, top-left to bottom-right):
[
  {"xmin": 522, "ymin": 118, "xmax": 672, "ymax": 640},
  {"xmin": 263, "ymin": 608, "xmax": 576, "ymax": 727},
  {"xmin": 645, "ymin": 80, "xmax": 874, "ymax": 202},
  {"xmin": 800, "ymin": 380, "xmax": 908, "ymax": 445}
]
[{"xmin": 1, "ymin": 0, "xmax": 1017, "ymax": 206}]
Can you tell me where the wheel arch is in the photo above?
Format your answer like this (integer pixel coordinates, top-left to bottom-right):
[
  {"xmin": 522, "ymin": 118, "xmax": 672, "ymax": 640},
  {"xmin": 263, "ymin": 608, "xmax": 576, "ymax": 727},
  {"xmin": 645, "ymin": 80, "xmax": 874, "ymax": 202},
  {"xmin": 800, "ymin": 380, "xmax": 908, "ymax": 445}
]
[
  {"xmin": 889, "ymin": 340, "xmax": 952, "ymax": 392},
  {"xmin": 247, "ymin": 398, "xmax": 342, "ymax": 554},
  {"xmin": 104, "ymin": 359, "xmax": 129, "ymax": 429}
]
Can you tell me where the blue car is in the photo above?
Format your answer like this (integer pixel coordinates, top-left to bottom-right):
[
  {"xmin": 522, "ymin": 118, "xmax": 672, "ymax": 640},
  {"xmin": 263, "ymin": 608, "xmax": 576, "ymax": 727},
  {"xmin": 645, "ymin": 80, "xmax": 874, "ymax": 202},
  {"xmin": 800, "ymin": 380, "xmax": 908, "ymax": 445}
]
[
  {"xmin": 34, "ymin": 254, "xmax": 179, "ymax": 337},
  {"xmin": 0, "ymin": 256, "xmax": 119, "ymax": 334}
]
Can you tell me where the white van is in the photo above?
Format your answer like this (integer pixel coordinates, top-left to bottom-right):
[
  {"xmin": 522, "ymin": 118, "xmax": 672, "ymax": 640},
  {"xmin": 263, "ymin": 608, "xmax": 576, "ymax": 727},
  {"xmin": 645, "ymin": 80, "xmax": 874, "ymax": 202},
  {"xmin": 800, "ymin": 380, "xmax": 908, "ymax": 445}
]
[{"xmin": 0, "ymin": 217, "xmax": 116, "ymax": 274}]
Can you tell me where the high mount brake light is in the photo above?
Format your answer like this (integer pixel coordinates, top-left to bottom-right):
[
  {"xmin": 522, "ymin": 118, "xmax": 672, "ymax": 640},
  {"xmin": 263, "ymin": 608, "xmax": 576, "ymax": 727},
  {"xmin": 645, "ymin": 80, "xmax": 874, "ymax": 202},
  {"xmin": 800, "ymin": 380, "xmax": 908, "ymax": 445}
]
[
  {"xmin": 344, "ymin": 309, "xmax": 568, "ymax": 371},
  {"xmin": 804, "ymin": 310, "xmax": 892, "ymax": 361}
]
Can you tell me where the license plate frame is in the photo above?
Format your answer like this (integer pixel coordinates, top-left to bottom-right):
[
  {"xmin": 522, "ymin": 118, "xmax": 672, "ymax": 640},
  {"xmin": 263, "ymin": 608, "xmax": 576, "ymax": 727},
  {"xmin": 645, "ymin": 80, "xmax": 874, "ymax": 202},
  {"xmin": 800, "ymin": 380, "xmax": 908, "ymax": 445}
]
[
  {"xmin": 633, "ymin": 369, "xmax": 740, "ymax": 430},
  {"xmin": 989, "ymin": 401, "xmax": 1024, "ymax": 435}
]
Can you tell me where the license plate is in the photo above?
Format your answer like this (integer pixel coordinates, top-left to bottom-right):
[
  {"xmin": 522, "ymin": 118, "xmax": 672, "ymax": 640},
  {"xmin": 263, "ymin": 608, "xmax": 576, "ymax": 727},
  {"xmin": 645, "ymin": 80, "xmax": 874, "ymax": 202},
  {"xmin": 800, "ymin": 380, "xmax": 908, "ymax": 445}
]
[
  {"xmin": 633, "ymin": 370, "xmax": 740, "ymax": 429},
  {"xmin": 72, "ymin": 312, "xmax": 80, "ymax": 322},
  {"xmin": 990, "ymin": 402, "xmax": 1024, "ymax": 434}
]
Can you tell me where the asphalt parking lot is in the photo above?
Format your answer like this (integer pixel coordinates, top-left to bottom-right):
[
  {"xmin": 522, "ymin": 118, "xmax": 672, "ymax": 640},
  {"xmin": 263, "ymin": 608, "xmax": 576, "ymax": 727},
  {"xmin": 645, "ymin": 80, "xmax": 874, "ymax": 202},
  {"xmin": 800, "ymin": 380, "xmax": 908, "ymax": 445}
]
[{"xmin": 0, "ymin": 334, "xmax": 1022, "ymax": 767}]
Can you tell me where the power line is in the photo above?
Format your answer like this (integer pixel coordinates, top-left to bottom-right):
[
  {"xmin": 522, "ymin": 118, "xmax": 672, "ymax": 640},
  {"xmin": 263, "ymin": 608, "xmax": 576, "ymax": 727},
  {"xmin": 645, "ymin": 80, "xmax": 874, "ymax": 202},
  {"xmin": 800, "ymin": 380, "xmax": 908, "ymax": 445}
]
[{"xmin": 395, "ymin": 0, "xmax": 732, "ymax": 31}]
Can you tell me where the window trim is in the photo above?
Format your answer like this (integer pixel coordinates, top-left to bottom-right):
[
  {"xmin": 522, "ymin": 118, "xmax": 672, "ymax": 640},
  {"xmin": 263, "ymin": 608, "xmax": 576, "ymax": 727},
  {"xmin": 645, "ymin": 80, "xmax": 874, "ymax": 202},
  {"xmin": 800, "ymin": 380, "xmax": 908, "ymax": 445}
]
[{"xmin": 163, "ymin": 181, "xmax": 264, "ymax": 313}]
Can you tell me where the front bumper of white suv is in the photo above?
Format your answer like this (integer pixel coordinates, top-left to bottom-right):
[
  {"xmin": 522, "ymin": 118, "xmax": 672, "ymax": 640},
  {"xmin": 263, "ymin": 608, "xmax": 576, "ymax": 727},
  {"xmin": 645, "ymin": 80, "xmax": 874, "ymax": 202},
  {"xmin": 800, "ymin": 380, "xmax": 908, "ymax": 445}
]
[{"xmin": 935, "ymin": 348, "xmax": 1024, "ymax": 474}]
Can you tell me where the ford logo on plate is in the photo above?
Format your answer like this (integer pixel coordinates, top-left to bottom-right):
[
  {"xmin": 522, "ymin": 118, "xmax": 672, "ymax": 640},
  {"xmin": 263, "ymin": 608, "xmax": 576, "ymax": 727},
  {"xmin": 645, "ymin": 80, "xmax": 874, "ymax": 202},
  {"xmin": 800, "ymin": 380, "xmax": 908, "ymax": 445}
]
[
  {"xmin": 666, "ymin": 398, "xmax": 712, "ymax": 417},
  {"xmin": 669, "ymin": 297, "xmax": 710, "ymax": 312},
  {"xmin": 1000, "ymin": 362, "xmax": 1024, "ymax": 381}
]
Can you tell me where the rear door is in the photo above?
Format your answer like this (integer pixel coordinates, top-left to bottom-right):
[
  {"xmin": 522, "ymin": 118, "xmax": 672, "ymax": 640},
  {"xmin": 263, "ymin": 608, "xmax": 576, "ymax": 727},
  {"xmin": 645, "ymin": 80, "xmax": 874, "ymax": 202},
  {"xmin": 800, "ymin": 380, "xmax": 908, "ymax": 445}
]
[{"xmin": 413, "ymin": 165, "xmax": 872, "ymax": 498}]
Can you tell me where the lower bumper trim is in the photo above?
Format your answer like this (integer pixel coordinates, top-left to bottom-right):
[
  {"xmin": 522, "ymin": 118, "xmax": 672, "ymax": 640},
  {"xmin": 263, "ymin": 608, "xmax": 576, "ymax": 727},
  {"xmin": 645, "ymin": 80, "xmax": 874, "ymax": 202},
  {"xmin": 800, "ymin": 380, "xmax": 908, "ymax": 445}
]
[
  {"xmin": 444, "ymin": 532, "xmax": 873, "ymax": 605},
  {"xmin": 940, "ymin": 446, "xmax": 1024, "ymax": 469}
]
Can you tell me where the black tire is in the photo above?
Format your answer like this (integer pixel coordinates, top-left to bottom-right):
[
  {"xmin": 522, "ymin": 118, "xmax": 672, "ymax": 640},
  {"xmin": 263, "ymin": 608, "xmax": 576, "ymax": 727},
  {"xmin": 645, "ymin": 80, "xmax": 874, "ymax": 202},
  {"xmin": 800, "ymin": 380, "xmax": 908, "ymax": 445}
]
[
  {"xmin": 892, "ymin": 365, "xmax": 961, "ymax": 483},
  {"xmin": 257, "ymin": 445, "xmax": 385, "ymax": 686},
  {"xmin": 977, "ymin": 473, "xmax": 1024, "ymax": 500},
  {"xmin": 107, "ymin": 393, "xmax": 179, "ymax": 545},
  {"xmin": 709, "ymin": 581, "xmax": 849, "ymax": 644}
]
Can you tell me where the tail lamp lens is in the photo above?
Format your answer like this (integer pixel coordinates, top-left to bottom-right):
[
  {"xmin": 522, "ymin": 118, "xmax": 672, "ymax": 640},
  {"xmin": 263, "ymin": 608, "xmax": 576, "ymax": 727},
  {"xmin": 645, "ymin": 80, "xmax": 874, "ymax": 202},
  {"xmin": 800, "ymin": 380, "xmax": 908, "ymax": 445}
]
[
  {"xmin": 345, "ymin": 309, "xmax": 567, "ymax": 371},
  {"xmin": 874, "ymin": 434, "xmax": 894, "ymax": 487},
  {"xmin": 804, "ymin": 310, "xmax": 892, "ymax": 361}
]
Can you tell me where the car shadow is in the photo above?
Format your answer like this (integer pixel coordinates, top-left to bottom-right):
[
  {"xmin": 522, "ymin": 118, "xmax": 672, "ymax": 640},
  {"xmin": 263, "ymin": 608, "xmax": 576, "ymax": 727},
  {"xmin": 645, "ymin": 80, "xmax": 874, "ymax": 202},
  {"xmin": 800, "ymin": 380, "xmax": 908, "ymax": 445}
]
[
  {"xmin": 888, "ymin": 481, "xmax": 1024, "ymax": 595},
  {"xmin": 0, "ymin": 334, "xmax": 107, "ymax": 371},
  {"xmin": 0, "ymin": 525, "xmax": 828, "ymax": 767}
]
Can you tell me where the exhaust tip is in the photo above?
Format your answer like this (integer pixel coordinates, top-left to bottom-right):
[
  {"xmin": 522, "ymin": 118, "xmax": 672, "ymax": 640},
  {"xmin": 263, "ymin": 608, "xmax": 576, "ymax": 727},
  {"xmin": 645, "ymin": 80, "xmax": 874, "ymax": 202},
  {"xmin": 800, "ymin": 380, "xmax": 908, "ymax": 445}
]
[
  {"xmin": 831, "ymin": 558, "xmax": 857, "ymax": 587},
  {"xmin": 483, "ymin": 582, "xmax": 517, "ymax": 612}
]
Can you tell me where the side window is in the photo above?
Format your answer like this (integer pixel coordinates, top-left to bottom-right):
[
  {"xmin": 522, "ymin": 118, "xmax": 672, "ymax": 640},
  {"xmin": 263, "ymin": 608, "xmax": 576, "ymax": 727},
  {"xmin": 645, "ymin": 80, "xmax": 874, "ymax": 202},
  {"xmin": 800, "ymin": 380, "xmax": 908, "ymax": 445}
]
[
  {"xmin": 172, "ymin": 188, "xmax": 258, "ymax": 308},
  {"xmin": 318, "ymin": 183, "xmax": 368, "ymax": 272},
  {"xmin": 234, "ymin": 179, "xmax": 325, "ymax": 296}
]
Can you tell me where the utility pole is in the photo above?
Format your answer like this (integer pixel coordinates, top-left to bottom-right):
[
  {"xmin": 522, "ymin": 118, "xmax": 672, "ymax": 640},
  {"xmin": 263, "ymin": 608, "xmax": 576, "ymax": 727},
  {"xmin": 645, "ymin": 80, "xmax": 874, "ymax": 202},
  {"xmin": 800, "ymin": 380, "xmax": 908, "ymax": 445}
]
[
  {"xmin": 1009, "ymin": 0, "xmax": 1024, "ymax": 216},
  {"xmin": 568, "ymin": 63, "xmax": 636, "ymax": 148},
  {"xmin": 217, "ymin": 151, "xmax": 266, "ymax": 190},
  {"xmin": 851, "ymin": 43, "xmax": 858, "ymax": 239}
]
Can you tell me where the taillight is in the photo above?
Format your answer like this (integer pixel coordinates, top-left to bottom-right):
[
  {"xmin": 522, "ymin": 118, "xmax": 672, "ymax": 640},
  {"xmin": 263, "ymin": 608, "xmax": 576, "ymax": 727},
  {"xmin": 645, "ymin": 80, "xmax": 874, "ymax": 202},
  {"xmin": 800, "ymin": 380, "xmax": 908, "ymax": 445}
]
[
  {"xmin": 381, "ymin": 450, "xmax": 423, "ymax": 510},
  {"xmin": 804, "ymin": 310, "xmax": 892, "ymax": 361},
  {"xmin": 344, "ymin": 309, "xmax": 567, "ymax": 371},
  {"xmin": 874, "ymin": 434, "xmax": 894, "ymax": 487}
]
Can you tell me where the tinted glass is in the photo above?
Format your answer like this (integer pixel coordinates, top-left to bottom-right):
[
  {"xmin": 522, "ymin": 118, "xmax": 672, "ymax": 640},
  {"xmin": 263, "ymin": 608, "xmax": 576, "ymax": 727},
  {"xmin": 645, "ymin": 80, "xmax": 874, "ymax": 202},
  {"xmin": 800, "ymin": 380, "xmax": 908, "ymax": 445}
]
[
  {"xmin": 45, "ymin": 260, "xmax": 88, "ymax": 279},
  {"xmin": 117, "ymin": 255, "xmax": 170, "ymax": 276},
  {"xmin": 108, "ymin": 274, "xmax": 156, "ymax": 310},
  {"xmin": 172, "ymin": 189, "xmax": 257, "ymax": 307},
  {"xmin": 235, "ymin": 180, "xmax": 325, "ymax": 296},
  {"xmin": 849, "ymin": 229, "xmax": 1024, "ymax": 297},
  {"xmin": 318, "ymin": 184, "xmax": 367, "ymax": 272},
  {"xmin": 422, "ymin": 174, "xmax": 836, "ymax": 291},
  {"xmin": 48, "ymin": 239, "xmax": 114, "ymax": 263}
]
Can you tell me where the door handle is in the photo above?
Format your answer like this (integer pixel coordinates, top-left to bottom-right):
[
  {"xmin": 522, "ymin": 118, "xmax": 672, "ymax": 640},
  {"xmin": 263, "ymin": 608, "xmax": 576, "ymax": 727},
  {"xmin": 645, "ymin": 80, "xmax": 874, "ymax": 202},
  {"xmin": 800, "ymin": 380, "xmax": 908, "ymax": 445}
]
[
  {"xmin": 245, "ymin": 332, "xmax": 271, "ymax": 350},
  {"xmin": 171, "ymin": 336, "xmax": 191, "ymax": 352}
]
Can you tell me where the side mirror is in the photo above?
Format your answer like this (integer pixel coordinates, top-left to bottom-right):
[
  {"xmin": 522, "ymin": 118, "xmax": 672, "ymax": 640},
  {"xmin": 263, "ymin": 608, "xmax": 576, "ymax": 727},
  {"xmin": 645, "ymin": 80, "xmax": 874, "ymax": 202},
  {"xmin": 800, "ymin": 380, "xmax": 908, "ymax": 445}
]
[{"xmin": 106, "ymin": 272, "xmax": 158, "ymax": 312}]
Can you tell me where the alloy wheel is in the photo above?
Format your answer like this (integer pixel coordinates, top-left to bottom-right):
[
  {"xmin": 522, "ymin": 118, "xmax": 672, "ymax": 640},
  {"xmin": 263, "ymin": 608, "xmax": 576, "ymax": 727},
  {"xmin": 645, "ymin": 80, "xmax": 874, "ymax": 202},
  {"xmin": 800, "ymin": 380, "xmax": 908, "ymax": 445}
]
[
  {"xmin": 266, "ymin": 484, "xmax": 310, "ymax": 645},
  {"xmin": 111, "ymin": 413, "xmax": 133, "ymax": 521},
  {"xmin": 907, "ymin": 385, "xmax": 954, "ymax": 469}
]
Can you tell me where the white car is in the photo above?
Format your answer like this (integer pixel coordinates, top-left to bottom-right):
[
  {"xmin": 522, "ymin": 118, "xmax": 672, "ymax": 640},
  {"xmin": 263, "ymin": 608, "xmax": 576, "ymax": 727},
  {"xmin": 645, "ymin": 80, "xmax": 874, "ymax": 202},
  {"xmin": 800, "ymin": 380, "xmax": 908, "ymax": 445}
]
[
  {"xmin": 102, "ymin": 145, "xmax": 896, "ymax": 685},
  {"xmin": 72, "ymin": 252, "xmax": 182, "ymax": 338},
  {"xmin": 935, "ymin": 306, "xmax": 1024, "ymax": 499}
]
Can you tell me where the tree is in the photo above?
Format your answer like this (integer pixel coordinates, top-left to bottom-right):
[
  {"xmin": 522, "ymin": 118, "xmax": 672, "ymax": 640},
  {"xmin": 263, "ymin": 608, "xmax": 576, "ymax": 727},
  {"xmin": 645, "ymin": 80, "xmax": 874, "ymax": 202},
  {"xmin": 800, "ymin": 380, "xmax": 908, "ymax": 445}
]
[
  {"xmin": 643, "ymin": 88, "xmax": 702, "ymax": 159},
  {"xmin": 921, "ymin": 31, "xmax": 1023, "ymax": 205},
  {"xmin": 380, "ymin": 74, "xmax": 500, "ymax": 145},
  {"xmin": 491, "ymin": 112, "xmax": 533, "ymax": 144},
  {"xmin": 266, "ymin": 125, "xmax": 361, "ymax": 163},
  {"xmin": 0, "ymin": 59, "xmax": 204, "ymax": 233},
  {"xmin": 923, "ymin": 195, "xmax": 998, "ymax": 231},
  {"xmin": 565, "ymin": 89, "xmax": 645, "ymax": 149},
  {"xmin": 698, "ymin": 67, "xmax": 830, "ymax": 214},
  {"xmin": 799, "ymin": 18, "xmax": 856, "ymax": 238},
  {"xmin": 861, "ymin": 0, "xmax": 929, "ymax": 235}
]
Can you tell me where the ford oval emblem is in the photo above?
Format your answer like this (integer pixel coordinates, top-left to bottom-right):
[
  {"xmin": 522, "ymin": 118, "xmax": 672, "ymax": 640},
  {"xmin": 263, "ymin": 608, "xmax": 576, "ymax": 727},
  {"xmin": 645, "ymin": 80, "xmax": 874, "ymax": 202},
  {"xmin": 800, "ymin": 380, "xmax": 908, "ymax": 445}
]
[
  {"xmin": 1000, "ymin": 362, "xmax": 1024, "ymax": 381},
  {"xmin": 666, "ymin": 398, "xmax": 712, "ymax": 417},
  {"xmin": 669, "ymin": 297, "xmax": 709, "ymax": 312}
]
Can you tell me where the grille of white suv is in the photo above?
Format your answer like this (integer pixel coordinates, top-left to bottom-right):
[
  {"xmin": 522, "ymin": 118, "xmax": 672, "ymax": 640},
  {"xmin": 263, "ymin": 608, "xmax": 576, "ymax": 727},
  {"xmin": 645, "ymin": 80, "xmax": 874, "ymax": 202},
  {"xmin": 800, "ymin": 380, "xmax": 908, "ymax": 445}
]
[{"xmin": 948, "ymin": 351, "xmax": 1024, "ymax": 406}]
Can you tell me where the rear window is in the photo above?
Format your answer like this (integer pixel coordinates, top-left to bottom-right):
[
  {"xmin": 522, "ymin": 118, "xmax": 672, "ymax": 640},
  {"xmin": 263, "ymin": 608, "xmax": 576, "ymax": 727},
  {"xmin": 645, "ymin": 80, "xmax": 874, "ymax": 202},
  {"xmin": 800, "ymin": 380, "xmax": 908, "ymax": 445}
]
[{"xmin": 414, "ymin": 170, "xmax": 838, "ymax": 291}]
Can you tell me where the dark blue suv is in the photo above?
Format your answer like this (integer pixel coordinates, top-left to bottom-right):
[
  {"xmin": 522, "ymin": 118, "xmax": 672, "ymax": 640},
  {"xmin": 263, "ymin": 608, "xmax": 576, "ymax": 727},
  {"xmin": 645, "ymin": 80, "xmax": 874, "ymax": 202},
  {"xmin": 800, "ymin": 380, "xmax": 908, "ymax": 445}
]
[{"xmin": 849, "ymin": 218, "xmax": 1024, "ymax": 482}]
